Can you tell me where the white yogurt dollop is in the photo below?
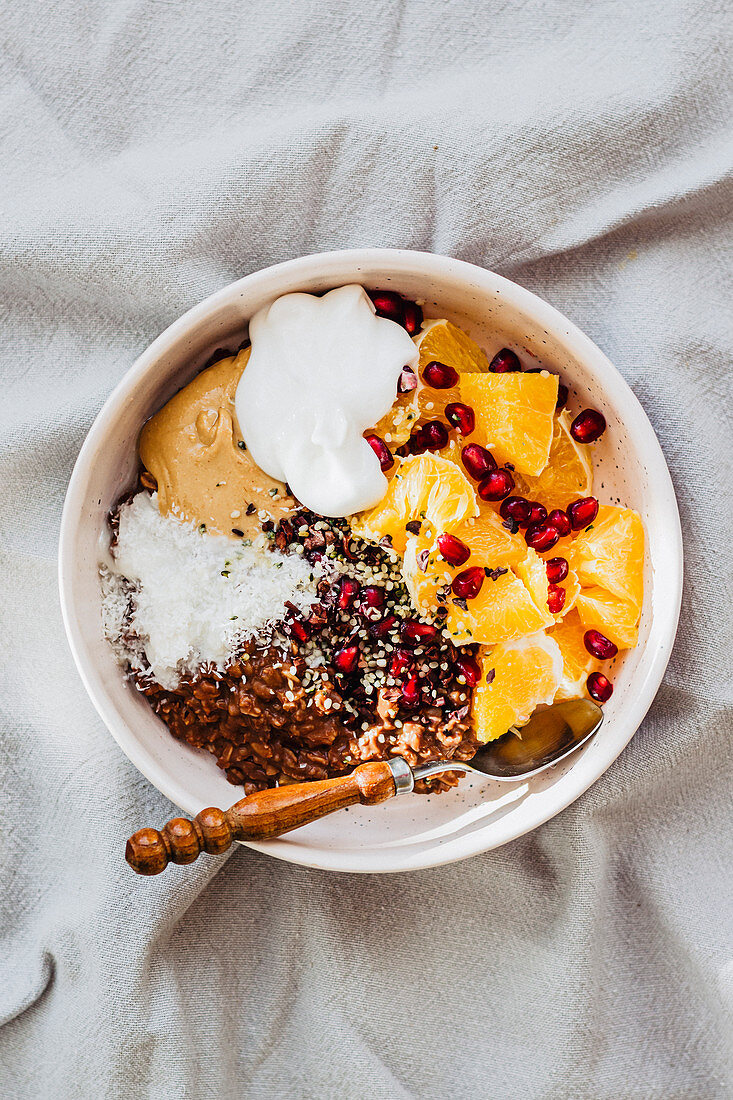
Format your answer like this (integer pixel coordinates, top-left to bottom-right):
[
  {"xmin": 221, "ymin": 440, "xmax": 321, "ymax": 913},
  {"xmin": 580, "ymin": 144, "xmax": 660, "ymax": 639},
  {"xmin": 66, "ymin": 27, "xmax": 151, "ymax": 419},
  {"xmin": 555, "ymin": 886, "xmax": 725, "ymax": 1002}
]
[{"xmin": 235, "ymin": 284, "xmax": 419, "ymax": 517}]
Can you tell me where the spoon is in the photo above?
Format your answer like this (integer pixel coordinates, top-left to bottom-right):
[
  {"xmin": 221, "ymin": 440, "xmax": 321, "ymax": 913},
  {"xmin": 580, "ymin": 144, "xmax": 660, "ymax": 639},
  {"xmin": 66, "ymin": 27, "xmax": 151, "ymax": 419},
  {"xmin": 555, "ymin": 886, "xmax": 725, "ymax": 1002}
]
[{"xmin": 125, "ymin": 698, "xmax": 602, "ymax": 875}]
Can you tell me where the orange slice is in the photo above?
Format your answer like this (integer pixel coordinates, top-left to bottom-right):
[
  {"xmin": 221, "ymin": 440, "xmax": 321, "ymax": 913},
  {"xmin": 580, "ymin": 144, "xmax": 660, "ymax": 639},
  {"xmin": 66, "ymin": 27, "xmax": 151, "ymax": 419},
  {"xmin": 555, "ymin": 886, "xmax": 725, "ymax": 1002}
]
[
  {"xmin": 472, "ymin": 633, "xmax": 563, "ymax": 742},
  {"xmin": 416, "ymin": 318, "xmax": 491, "ymax": 376},
  {"xmin": 373, "ymin": 318, "xmax": 490, "ymax": 445},
  {"xmin": 403, "ymin": 508, "xmax": 528, "ymax": 618},
  {"xmin": 446, "ymin": 567, "xmax": 554, "ymax": 646},
  {"xmin": 570, "ymin": 506, "xmax": 644, "ymax": 611},
  {"xmin": 449, "ymin": 511, "xmax": 527, "ymax": 568},
  {"xmin": 515, "ymin": 548, "xmax": 552, "ymax": 617},
  {"xmin": 460, "ymin": 371, "xmax": 559, "ymax": 476},
  {"xmin": 548, "ymin": 609, "xmax": 600, "ymax": 700},
  {"xmin": 402, "ymin": 533, "xmax": 451, "ymax": 617},
  {"xmin": 557, "ymin": 568, "xmax": 582, "ymax": 619},
  {"xmin": 351, "ymin": 453, "xmax": 477, "ymax": 555},
  {"xmin": 514, "ymin": 545, "xmax": 581, "ymax": 622},
  {"xmin": 513, "ymin": 409, "xmax": 593, "ymax": 511},
  {"xmin": 576, "ymin": 587, "xmax": 639, "ymax": 649},
  {"xmin": 403, "ymin": 510, "xmax": 528, "ymax": 618}
]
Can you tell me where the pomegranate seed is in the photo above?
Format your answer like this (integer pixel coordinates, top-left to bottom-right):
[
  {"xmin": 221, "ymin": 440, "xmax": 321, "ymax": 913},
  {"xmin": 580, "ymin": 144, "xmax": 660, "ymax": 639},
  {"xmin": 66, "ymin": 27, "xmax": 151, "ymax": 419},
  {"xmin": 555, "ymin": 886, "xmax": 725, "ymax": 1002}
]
[
  {"xmin": 390, "ymin": 649, "xmax": 412, "ymax": 678},
  {"xmin": 402, "ymin": 300, "xmax": 423, "ymax": 335},
  {"xmin": 445, "ymin": 402, "xmax": 475, "ymax": 435},
  {"xmin": 402, "ymin": 673, "xmax": 421, "ymax": 706},
  {"xmin": 525, "ymin": 523, "xmax": 559, "ymax": 552},
  {"xmin": 402, "ymin": 620, "xmax": 438, "ymax": 644},
  {"xmin": 527, "ymin": 502, "xmax": 547, "ymax": 526},
  {"xmin": 398, "ymin": 366, "xmax": 417, "ymax": 393},
  {"xmin": 567, "ymin": 496, "xmax": 599, "ymax": 530},
  {"xmin": 289, "ymin": 618, "xmax": 310, "ymax": 642},
  {"xmin": 334, "ymin": 644, "xmax": 359, "ymax": 674},
  {"xmin": 423, "ymin": 360, "xmax": 459, "ymax": 389},
  {"xmin": 418, "ymin": 420, "xmax": 449, "ymax": 451},
  {"xmin": 478, "ymin": 468, "xmax": 515, "ymax": 501},
  {"xmin": 437, "ymin": 532, "xmax": 471, "ymax": 566},
  {"xmin": 547, "ymin": 508, "xmax": 571, "ymax": 537},
  {"xmin": 455, "ymin": 653, "xmax": 481, "ymax": 687},
  {"xmin": 360, "ymin": 585, "xmax": 385, "ymax": 609},
  {"xmin": 584, "ymin": 630, "xmax": 618, "ymax": 660},
  {"xmin": 365, "ymin": 433, "xmax": 394, "ymax": 472},
  {"xmin": 571, "ymin": 409, "xmax": 606, "ymax": 444},
  {"xmin": 461, "ymin": 443, "xmax": 496, "ymax": 480},
  {"xmin": 371, "ymin": 614, "xmax": 397, "ymax": 637},
  {"xmin": 500, "ymin": 495, "xmax": 533, "ymax": 525},
  {"xmin": 545, "ymin": 556, "xmax": 569, "ymax": 584},
  {"xmin": 338, "ymin": 578, "xmax": 360, "ymax": 610},
  {"xmin": 547, "ymin": 584, "xmax": 566, "ymax": 614},
  {"xmin": 489, "ymin": 348, "xmax": 521, "ymax": 372},
  {"xmin": 452, "ymin": 567, "xmax": 485, "ymax": 600},
  {"xmin": 369, "ymin": 290, "xmax": 404, "ymax": 325},
  {"xmin": 587, "ymin": 671, "xmax": 613, "ymax": 703}
]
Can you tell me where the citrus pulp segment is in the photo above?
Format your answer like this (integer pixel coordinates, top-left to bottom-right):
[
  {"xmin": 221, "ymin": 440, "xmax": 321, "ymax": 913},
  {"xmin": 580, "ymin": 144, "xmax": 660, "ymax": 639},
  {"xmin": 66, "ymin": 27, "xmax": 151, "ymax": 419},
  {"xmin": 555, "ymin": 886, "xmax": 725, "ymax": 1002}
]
[
  {"xmin": 402, "ymin": 534, "xmax": 451, "ymax": 617},
  {"xmin": 446, "ymin": 567, "xmax": 554, "ymax": 646},
  {"xmin": 570, "ymin": 506, "xmax": 644, "ymax": 610},
  {"xmin": 459, "ymin": 371, "xmax": 559, "ymax": 477},
  {"xmin": 513, "ymin": 409, "xmax": 593, "ymax": 511},
  {"xmin": 449, "ymin": 512, "xmax": 527, "ymax": 568},
  {"xmin": 416, "ymin": 318, "xmax": 491, "ymax": 375},
  {"xmin": 576, "ymin": 587, "xmax": 640, "ymax": 650},
  {"xmin": 514, "ymin": 548, "xmax": 553, "ymax": 619},
  {"xmin": 548, "ymin": 609, "xmax": 601, "ymax": 700},
  {"xmin": 472, "ymin": 633, "xmax": 563, "ymax": 743},
  {"xmin": 351, "ymin": 452, "xmax": 478, "ymax": 555}
]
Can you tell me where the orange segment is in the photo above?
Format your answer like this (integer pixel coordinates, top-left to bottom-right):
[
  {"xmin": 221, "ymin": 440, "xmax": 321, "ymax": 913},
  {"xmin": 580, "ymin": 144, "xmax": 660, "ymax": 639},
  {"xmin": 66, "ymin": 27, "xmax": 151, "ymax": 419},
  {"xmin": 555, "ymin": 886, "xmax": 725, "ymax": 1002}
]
[
  {"xmin": 514, "ymin": 545, "xmax": 581, "ymax": 622},
  {"xmin": 576, "ymin": 587, "xmax": 639, "ymax": 649},
  {"xmin": 515, "ymin": 548, "xmax": 552, "ymax": 618},
  {"xmin": 416, "ymin": 318, "xmax": 491, "ymax": 375},
  {"xmin": 548, "ymin": 609, "xmax": 600, "ymax": 700},
  {"xmin": 557, "ymin": 569, "xmax": 581, "ymax": 619},
  {"xmin": 351, "ymin": 453, "xmax": 477, "ymax": 555},
  {"xmin": 446, "ymin": 567, "xmax": 554, "ymax": 646},
  {"xmin": 450, "ymin": 512, "xmax": 527, "ymax": 568},
  {"xmin": 570, "ymin": 506, "xmax": 644, "ymax": 611},
  {"xmin": 513, "ymin": 410, "xmax": 593, "ymax": 511},
  {"xmin": 472, "ymin": 633, "xmax": 563, "ymax": 742},
  {"xmin": 403, "ymin": 511, "xmax": 528, "ymax": 619},
  {"xmin": 402, "ymin": 533, "xmax": 451, "ymax": 617},
  {"xmin": 460, "ymin": 372, "xmax": 559, "ymax": 477},
  {"xmin": 374, "ymin": 318, "xmax": 490, "ymax": 445},
  {"xmin": 405, "ymin": 514, "xmax": 527, "ymax": 618}
]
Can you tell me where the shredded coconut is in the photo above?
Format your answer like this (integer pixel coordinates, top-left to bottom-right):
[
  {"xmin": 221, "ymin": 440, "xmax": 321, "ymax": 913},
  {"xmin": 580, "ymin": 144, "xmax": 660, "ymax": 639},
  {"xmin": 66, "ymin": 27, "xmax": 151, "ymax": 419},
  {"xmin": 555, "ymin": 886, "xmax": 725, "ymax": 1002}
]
[{"xmin": 101, "ymin": 492, "xmax": 322, "ymax": 689}]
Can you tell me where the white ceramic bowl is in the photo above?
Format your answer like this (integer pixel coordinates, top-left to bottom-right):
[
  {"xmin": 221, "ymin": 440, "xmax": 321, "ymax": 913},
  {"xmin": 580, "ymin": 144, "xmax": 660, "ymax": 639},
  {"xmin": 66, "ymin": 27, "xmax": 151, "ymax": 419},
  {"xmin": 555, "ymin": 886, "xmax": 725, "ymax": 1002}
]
[{"xmin": 58, "ymin": 249, "xmax": 682, "ymax": 873}]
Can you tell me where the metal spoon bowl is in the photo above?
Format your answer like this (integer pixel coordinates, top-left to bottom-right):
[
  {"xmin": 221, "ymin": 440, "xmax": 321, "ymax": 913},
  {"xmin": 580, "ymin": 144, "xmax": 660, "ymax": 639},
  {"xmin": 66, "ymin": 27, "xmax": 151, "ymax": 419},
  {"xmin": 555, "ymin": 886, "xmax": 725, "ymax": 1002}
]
[{"xmin": 407, "ymin": 698, "xmax": 604, "ymax": 786}]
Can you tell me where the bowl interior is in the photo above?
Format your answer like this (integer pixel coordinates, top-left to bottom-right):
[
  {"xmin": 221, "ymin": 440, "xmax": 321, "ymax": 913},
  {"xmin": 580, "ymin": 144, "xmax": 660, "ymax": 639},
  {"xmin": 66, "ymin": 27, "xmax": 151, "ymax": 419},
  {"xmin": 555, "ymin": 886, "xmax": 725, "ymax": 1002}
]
[{"xmin": 59, "ymin": 251, "xmax": 681, "ymax": 872}]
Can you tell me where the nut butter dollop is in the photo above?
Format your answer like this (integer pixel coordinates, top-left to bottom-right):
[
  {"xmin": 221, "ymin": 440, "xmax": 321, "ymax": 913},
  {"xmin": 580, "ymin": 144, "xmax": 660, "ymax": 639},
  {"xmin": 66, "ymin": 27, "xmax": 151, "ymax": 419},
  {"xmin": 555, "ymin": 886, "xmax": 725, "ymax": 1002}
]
[{"xmin": 139, "ymin": 349, "xmax": 295, "ymax": 540}]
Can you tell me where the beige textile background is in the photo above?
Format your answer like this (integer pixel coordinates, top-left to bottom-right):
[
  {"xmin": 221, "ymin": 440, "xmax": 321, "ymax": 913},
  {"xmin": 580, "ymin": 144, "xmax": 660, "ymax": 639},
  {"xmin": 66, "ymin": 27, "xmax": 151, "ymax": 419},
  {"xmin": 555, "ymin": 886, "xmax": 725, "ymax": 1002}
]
[{"xmin": 1, "ymin": 0, "xmax": 732, "ymax": 1096}]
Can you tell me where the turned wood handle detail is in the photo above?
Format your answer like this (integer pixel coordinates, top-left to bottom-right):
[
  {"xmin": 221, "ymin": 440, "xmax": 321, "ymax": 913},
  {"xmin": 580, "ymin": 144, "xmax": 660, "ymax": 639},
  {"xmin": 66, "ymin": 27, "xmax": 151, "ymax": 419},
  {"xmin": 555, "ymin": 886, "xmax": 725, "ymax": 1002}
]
[{"xmin": 125, "ymin": 760, "xmax": 397, "ymax": 875}]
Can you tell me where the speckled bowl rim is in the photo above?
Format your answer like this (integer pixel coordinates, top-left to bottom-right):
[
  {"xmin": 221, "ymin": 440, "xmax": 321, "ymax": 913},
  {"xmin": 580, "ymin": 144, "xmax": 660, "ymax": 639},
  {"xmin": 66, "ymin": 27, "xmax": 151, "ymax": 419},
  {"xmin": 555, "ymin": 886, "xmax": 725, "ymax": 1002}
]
[{"xmin": 59, "ymin": 248, "xmax": 683, "ymax": 874}]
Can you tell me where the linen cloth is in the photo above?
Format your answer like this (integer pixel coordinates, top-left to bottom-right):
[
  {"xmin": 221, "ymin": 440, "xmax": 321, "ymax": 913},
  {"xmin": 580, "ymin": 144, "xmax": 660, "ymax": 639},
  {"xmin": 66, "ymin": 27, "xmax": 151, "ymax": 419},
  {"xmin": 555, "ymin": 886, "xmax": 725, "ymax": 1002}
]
[{"xmin": 1, "ymin": 0, "xmax": 732, "ymax": 1095}]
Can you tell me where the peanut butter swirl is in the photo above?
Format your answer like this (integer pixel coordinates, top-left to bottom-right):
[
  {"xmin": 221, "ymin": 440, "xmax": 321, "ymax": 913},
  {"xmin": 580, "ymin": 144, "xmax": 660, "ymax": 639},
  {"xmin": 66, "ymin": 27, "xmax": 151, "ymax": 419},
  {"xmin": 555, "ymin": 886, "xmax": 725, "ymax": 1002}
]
[{"xmin": 139, "ymin": 349, "xmax": 295, "ymax": 539}]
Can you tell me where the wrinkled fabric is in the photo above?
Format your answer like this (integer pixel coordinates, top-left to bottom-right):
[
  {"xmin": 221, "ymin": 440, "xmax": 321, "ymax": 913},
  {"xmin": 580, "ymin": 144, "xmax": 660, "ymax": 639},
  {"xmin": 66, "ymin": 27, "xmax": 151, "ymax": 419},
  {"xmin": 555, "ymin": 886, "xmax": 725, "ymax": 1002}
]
[{"xmin": 1, "ymin": 1, "xmax": 732, "ymax": 1097}]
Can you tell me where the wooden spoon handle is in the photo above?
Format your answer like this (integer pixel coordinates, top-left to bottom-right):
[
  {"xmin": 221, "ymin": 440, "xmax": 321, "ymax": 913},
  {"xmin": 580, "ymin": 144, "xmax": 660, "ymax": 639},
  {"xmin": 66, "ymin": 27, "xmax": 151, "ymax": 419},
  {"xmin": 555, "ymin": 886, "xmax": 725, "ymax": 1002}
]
[{"xmin": 125, "ymin": 760, "xmax": 397, "ymax": 875}]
